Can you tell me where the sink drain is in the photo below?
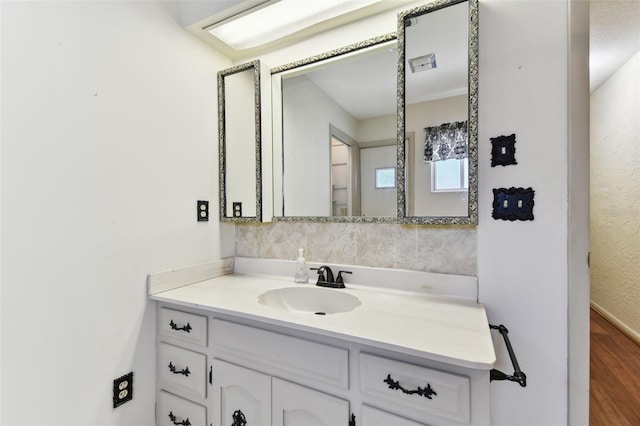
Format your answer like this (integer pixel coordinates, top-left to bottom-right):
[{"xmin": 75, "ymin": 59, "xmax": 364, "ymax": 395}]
[{"xmin": 314, "ymin": 312, "xmax": 326, "ymax": 315}]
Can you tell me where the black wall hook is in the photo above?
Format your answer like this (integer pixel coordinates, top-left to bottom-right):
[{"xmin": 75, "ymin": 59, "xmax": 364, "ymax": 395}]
[{"xmin": 490, "ymin": 324, "xmax": 527, "ymax": 387}]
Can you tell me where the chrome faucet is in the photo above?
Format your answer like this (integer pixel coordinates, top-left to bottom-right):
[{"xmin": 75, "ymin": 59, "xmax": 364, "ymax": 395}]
[{"xmin": 311, "ymin": 266, "xmax": 351, "ymax": 288}]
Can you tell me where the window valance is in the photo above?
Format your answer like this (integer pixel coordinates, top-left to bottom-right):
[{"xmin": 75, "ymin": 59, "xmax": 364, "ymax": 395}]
[{"xmin": 424, "ymin": 121, "xmax": 468, "ymax": 162}]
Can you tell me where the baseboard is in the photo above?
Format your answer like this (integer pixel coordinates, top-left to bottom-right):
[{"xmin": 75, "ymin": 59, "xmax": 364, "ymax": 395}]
[{"xmin": 591, "ymin": 301, "xmax": 640, "ymax": 346}]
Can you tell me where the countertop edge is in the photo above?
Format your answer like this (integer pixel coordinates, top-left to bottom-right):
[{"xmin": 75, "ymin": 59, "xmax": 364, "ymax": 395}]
[{"xmin": 150, "ymin": 285, "xmax": 496, "ymax": 371}]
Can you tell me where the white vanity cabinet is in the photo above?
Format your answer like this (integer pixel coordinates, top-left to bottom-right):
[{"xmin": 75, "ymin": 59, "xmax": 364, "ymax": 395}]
[{"xmin": 155, "ymin": 302, "xmax": 490, "ymax": 426}]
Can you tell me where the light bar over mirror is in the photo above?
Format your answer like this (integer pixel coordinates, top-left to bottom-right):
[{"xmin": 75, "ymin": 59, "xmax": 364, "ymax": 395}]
[{"xmin": 207, "ymin": 0, "xmax": 384, "ymax": 51}]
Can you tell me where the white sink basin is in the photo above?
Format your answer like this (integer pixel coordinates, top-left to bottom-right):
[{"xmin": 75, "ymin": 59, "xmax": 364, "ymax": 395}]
[{"xmin": 258, "ymin": 287, "xmax": 361, "ymax": 315}]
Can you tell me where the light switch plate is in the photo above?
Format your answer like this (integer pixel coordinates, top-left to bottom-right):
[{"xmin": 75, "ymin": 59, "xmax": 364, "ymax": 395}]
[
  {"xmin": 490, "ymin": 134, "xmax": 517, "ymax": 167},
  {"xmin": 492, "ymin": 187, "xmax": 534, "ymax": 221}
]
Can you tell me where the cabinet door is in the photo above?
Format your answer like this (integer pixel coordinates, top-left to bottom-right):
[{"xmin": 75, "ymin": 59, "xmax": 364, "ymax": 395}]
[
  {"xmin": 272, "ymin": 378, "xmax": 349, "ymax": 426},
  {"xmin": 211, "ymin": 359, "xmax": 271, "ymax": 426},
  {"xmin": 361, "ymin": 405, "xmax": 429, "ymax": 426}
]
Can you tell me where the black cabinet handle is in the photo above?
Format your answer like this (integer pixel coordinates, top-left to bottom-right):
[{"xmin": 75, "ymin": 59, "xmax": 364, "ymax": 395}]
[
  {"xmin": 168, "ymin": 362, "xmax": 191, "ymax": 376},
  {"xmin": 231, "ymin": 409, "xmax": 247, "ymax": 426},
  {"xmin": 489, "ymin": 324, "xmax": 527, "ymax": 387},
  {"xmin": 383, "ymin": 374, "xmax": 437, "ymax": 399},
  {"xmin": 170, "ymin": 320, "xmax": 192, "ymax": 333},
  {"xmin": 168, "ymin": 411, "xmax": 191, "ymax": 426}
]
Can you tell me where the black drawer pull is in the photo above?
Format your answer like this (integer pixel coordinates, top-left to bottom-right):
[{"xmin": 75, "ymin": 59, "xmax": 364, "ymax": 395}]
[
  {"xmin": 168, "ymin": 362, "xmax": 191, "ymax": 376},
  {"xmin": 168, "ymin": 411, "xmax": 191, "ymax": 426},
  {"xmin": 170, "ymin": 320, "xmax": 192, "ymax": 333},
  {"xmin": 383, "ymin": 374, "xmax": 437, "ymax": 399},
  {"xmin": 231, "ymin": 409, "xmax": 247, "ymax": 426}
]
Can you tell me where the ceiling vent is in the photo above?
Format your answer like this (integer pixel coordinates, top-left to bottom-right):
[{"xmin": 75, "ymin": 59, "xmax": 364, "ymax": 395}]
[{"xmin": 408, "ymin": 53, "xmax": 437, "ymax": 73}]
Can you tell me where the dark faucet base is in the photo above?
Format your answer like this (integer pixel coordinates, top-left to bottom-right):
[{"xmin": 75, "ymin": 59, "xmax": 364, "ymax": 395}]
[{"xmin": 316, "ymin": 281, "xmax": 346, "ymax": 289}]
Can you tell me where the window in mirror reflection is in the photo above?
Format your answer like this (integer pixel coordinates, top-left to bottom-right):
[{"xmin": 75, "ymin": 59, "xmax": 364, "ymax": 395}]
[
  {"xmin": 432, "ymin": 159, "xmax": 468, "ymax": 192},
  {"xmin": 375, "ymin": 167, "xmax": 396, "ymax": 189}
]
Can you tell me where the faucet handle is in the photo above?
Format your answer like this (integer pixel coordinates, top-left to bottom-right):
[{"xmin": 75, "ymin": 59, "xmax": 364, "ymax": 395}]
[
  {"xmin": 335, "ymin": 270, "xmax": 352, "ymax": 285},
  {"xmin": 310, "ymin": 267, "xmax": 326, "ymax": 283}
]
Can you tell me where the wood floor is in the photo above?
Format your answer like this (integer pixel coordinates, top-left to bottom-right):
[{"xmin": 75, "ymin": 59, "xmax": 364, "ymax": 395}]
[{"xmin": 590, "ymin": 308, "xmax": 640, "ymax": 425}]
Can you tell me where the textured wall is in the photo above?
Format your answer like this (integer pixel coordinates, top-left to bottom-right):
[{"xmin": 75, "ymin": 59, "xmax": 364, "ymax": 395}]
[
  {"xmin": 236, "ymin": 222, "xmax": 477, "ymax": 276},
  {"xmin": 590, "ymin": 49, "xmax": 640, "ymax": 339}
]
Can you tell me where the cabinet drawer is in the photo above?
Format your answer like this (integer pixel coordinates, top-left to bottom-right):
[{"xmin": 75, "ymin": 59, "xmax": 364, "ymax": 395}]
[
  {"xmin": 159, "ymin": 343, "xmax": 207, "ymax": 399},
  {"xmin": 359, "ymin": 353, "xmax": 470, "ymax": 424},
  {"xmin": 157, "ymin": 391, "xmax": 207, "ymax": 426},
  {"xmin": 212, "ymin": 318, "xmax": 349, "ymax": 389},
  {"xmin": 159, "ymin": 307, "xmax": 207, "ymax": 347},
  {"xmin": 361, "ymin": 405, "xmax": 429, "ymax": 426}
]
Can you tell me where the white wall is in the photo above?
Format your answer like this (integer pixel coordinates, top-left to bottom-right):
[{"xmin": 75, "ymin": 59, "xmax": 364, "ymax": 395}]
[
  {"xmin": 406, "ymin": 95, "xmax": 469, "ymax": 216},
  {"xmin": 0, "ymin": 1, "xmax": 234, "ymax": 424},
  {"xmin": 360, "ymin": 145, "xmax": 397, "ymax": 216},
  {"xmin": 282, "ymin": 75, "xmax": 357, "ymax": 216},
  {"xmin": 357, "ymin": 113, "xmax": 396, "ymax": 142},
  {"xmin": 591, "ymin": 49, "xmax": 640, "ymax": 338},
  {"xmin": 478, "ymin": 1, "xmax": 589, "ymax": 425}
]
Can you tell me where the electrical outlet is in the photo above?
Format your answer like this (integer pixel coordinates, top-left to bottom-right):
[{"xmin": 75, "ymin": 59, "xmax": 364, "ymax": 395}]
[
  {"xmin": 113, "ymin": 372, "xmax": 133, "ymax": 408},
  {"xmin": 197, "ymin": 200, "xmax": 209, "ymax": 222},
  {"xmin": 232, "ymin": 202, "xmax": 242, "ymax": 218}
]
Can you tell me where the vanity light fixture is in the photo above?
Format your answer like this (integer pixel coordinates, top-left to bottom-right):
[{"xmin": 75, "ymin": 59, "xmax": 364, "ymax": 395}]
[
  {"xmin": 207, "ymin": 0, "xmax": 382, "ymax": 51},
  {"xmin": 408, "ymin": 53, "xmax": 437, "ymax": 73}
]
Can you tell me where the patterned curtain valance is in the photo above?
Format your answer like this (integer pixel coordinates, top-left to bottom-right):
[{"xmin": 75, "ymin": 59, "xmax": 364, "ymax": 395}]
[{"xmin": 424, "ymin": 121, "xmax": 468, "ymax": 162}]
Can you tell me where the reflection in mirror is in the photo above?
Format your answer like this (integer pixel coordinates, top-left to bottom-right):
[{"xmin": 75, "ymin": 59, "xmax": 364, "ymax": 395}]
[
  {"xmin": 398, "ymin": 0, "xmax": 478, "ymax": 224},
  {"xmin": 218, "ymin": 61, "xmax": 262, "ymax": 222},
  {"xmin": 272, "ymin": 34, "xmax": 398, "ymax": 222}
]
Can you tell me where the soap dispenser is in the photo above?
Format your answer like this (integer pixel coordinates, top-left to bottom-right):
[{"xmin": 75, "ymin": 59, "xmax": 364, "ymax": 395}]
[{"xmin": 294, "ymin": 248, "xmax": 309, "ymax": 283}]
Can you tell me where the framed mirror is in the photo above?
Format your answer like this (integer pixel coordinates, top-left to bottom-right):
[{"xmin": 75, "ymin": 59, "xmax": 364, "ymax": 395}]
[
  {"xmin": 218, "ymin": 60, "xmax": 264, "ymax": 222},
  {"xmin": 271, "ymin": 34, "xmax": 399, "ymax": 223},
  {"xmin": 397, "ymin": 0, "xmax": 478, "ymax": 224}
]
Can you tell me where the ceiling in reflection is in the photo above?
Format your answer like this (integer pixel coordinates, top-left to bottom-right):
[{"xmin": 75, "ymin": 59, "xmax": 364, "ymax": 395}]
[{"xmin": 298, "ymin": 2, "xmax": 468, "ymax": 120}]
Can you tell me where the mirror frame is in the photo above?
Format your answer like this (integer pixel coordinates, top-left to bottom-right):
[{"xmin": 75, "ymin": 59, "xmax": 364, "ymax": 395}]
[
  {"xmin": 218, "ymin": 60, "xmax": 263, "ymax": 222},
  {"xmin": 397, "ymin": 0, "xmax": 479, "ymax": 225},
  {"xmin": 271, "ymin": 33, "xmax": 399, "ymax": 223}
]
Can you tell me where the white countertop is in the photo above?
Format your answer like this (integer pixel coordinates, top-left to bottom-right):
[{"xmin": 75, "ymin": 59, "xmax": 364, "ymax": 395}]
[{"xmin": 149, "ymin": 260, "xmax": 496, "ymax": 370}]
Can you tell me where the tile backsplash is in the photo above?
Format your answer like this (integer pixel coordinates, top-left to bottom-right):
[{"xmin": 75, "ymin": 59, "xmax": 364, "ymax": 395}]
[{"xmin": 235, "ymin": 222, "xmax": 477, "ymax": 276}]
